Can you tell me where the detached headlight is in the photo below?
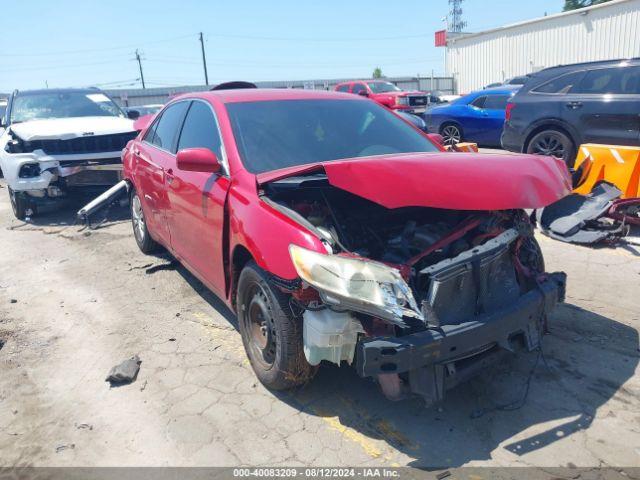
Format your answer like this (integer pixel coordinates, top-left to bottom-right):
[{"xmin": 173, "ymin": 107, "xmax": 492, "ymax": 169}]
[
  {"xmin": 289, "ymin": 244, "xmax": 422, "ymax": 326},
  {"xmin": 396, "ymin": 96, "xmax": 409, "ymax": 106}
]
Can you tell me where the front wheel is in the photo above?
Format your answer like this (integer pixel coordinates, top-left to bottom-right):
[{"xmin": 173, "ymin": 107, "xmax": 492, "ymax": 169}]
[
  {"xmin": 130, "ymin": 190, "xmax": 161, "ymax": 254},
  {"xmin": 8, "ymin": 187, "xmax": 32, "ymax": 221},
  {"xmin": 237, "ymin": 261, "xmax": 316, "ymax": 390},
  {"xmin": 526, "ymin": 129, "xmax": 576, "ymax": 167}
]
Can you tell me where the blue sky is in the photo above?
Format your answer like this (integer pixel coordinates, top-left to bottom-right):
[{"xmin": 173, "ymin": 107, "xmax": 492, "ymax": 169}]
[{"xmin": 1, "ymin": 0, "xmax": 562, "ymax": 91}]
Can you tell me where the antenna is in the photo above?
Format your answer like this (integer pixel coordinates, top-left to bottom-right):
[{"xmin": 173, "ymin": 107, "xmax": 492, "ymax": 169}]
[{"xmin": 448, "ymin": 0, "xmax": 467, "ymax": 32}]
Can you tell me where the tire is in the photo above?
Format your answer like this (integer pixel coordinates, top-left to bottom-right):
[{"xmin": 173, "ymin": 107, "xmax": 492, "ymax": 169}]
[
  {"xmin": 440, "ymin": 123, "xmax": 463, "ymax": 146},
  {"xmin": 8, "ymin": 187, "xmax": 31, "ymax": 221},
  {"xmin": 526, "ymin": 129, "xmax": 576, "ymax": 168},
  {"xmin": 130, "ymin": 189, "xmax": 161, "ymax": 254},
  {"xmin": 237, "ymin": 261, "xmax": 316, "ymax": 390}
]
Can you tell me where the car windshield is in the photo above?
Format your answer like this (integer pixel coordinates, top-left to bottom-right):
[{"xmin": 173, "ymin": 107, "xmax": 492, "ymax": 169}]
[
  {"xmin": 367, "ymin": 82, "xmax": 401, "ymax": 93},
  {"xmin": 227, "ymin": 99, "xmax": 439, "ymax": 174},
  {"xmin": 10, "ymin": 91, "xmax": 125, "ymax": 123}
]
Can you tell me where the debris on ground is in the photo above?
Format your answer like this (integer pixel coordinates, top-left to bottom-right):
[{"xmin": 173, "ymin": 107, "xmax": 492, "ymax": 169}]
[
  {"xmin": 536, "ymin": 182, "xmax": 633, "ymax": 244},
  {"xmin": 55, "ymin": 443, "xmax": 75, "ymax": 453},
  {"xmin": 105, "ymin": 355, "xmax": 141, "ymax": 386},
  {"xmin": 10, "ymin": 299, "xmax": 17, "ymax": 304}
]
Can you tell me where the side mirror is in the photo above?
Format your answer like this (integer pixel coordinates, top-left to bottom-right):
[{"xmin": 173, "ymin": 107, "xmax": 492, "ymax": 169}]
[
  {"xmin": 127, "ymin": 109, "xmax": 140, "ymax": 120},
  {"xmin": 176, "ymin": 148, "xmax": 221, "ymax": 173},
  {"xmin": 357, "ymin": 90, "xmax": 369, "ymax": 97}
]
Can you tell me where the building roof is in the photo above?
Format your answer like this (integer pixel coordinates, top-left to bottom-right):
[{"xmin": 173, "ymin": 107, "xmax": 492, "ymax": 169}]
[{"xmin": 448, "ymin": 0, "xmax": 633, "ymax": 44}]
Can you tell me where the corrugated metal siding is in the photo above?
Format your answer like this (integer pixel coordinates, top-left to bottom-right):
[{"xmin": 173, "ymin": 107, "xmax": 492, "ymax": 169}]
[{"xmin": 446, "ymin": 0, "xmax": 640, "ymax": 93}]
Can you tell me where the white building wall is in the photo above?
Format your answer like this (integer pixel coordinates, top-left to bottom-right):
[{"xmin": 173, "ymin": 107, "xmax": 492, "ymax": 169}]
[{"xmin": 446, "ymin": 0, "xmax": 640, "ymax": 93}]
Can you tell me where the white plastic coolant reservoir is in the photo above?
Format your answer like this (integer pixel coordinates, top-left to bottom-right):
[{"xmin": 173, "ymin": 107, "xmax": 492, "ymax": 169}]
[{"xmin": 303, "ymin": 309, "xmax": 364, "ymax": 366}]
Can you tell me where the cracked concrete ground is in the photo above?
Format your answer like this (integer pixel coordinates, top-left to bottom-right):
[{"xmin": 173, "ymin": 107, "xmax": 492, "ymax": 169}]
[{"xmin": 0, "ymin": 180, "xmax": 638, "ymax": 468}]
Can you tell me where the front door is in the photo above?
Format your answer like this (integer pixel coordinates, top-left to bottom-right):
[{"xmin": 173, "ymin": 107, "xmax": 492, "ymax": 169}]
[{"xmin": 165, "ymin": 100, "xmax": 231, "ymax": 296}]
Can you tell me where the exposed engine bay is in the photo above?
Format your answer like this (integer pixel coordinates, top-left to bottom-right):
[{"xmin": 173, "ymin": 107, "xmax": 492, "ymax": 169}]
[
  {"xmin": 263, "ymin": 172, "xmax": 546, "ymax": 328},
  {"xmin": 260, "ymin": 171, "xmax": 566, "ymax": 404}
]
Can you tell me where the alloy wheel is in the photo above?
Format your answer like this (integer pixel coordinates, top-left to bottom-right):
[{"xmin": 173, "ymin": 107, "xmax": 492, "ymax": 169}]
[
  {"xmin": 530, "ymin": 133, "xmax": 567, "ymax": 159},
  {"xmin": 131, "ymin": 195, "xmax": 146, "ymax": 243},
  {"xmin": 441, "ymin": 125, "xmax": 461, "ymax": 145}
]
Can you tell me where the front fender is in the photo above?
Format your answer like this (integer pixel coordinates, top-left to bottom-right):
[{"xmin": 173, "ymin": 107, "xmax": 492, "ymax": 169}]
[{"xmin": 227, "ymin": 183, "xmax": 325, "ymax": 280}]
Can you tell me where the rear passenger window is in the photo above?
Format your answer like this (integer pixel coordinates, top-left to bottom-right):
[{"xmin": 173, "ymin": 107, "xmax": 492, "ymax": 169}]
[
  {"xmin": 470, "ymin": 96, "xmax": 486, "ymax": 108},
  {"xmin": 482, "ymin": 95, "xmax": 510, "ymax": 110},
  {"xmin": 336, "ymin": 85, "xmax": 350, "ymax": 93},
  {"xmin": 148, "ymin": 102, "xmax": 189, "ymax": 152},
  {"xmin": 532, "ymin": 71, "xmax": 585, "ymax": 94},
  {"xmin": 352, "ymin": 83, "xmax": 367, "ymax": 95},
  {"xmin": 177, "ymin": 101, "xmax": 223, "ymax": 159},
  {"xmin": 573, "ymin": 66, "xmax": 640, "ymax": 95}
]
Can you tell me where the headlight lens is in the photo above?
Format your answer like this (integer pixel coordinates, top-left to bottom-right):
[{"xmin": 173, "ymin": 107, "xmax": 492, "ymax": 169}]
[
  {"xmin": 396, "ymin": 96, "xmax": 409, "ymax": 106},
  {"xmin": 289, "ymin": 244, "xmax": 422, "ymax": 324}
]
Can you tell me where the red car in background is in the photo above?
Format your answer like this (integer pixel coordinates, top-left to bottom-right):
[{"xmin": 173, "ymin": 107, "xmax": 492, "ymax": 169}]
[
  {"xmin": 123, "ymin": 88, "xmax": 569, "ymax": 404},
  {"xmin": 335, "ymin": 80, "xmax": 430, "ymax": 114}
]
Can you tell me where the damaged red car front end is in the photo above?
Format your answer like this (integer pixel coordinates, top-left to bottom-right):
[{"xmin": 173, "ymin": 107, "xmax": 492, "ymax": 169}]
[{"xmin": 124, "ymin": 89, "xmax": 569, "ymax": 405}]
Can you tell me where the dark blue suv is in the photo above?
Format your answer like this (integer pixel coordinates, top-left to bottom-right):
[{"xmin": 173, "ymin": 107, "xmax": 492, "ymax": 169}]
[{"xmin": 501, "ymin": 59, "xmax": 640, "ymax": 166}]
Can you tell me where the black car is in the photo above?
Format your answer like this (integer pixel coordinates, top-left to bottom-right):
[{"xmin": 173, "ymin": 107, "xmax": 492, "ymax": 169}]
[{"xmin": 501, "ymin": 59, "xmax": 640, "ymax": 166}]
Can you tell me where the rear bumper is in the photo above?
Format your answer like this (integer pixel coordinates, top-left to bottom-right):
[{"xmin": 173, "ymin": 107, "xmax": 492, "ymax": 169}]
[
  {"xmin": 355, "ymin": 272, "xmax": 566, "ymax": 402},
  {"xmin": 500, "ymin": 123, "xmax": 524, "ymax": 152}
]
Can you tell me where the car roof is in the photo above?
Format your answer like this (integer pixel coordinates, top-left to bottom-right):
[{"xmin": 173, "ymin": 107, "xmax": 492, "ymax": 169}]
[
  {"xmin": 539, "ymin": 58, "xmax": 640, "ymax": 73},
  {"xmin": 469, "ymin": 85, "xmax": 520, "ymax": 97},
  {"xmin": 174, "ymin": 88, "xmax": 366, "ymax": 104}
]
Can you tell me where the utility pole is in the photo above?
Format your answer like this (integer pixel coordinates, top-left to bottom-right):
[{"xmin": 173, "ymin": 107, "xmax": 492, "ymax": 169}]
[
  {"xmin": 135, "ymin": 49, "xmax": 146, "ymax": 89},
  {"xmin": 199, "ymin": 32, "xmax": 209, "ymax": 86}
]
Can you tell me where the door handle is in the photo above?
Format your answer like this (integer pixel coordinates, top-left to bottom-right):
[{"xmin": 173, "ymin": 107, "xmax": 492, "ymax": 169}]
[
  {"xmin": 565, "ymin": 101, "xmax": 583, "ymax": 109},
  {"xmin": 165, "ymin": 168, "xmax": 174, "ymax": 184}
]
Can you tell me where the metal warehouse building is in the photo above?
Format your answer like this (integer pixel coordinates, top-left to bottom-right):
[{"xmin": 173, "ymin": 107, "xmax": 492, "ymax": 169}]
[{"xmin": 445, "ymin": 0, "xmax": 640, "ymax": 93}]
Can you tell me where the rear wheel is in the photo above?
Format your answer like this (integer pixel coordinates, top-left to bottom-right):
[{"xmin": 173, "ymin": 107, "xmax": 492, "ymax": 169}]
[
  {"xmin": 8, "ymin": 188, "xmax": 32, "ymax": 221},
  {"xmin": 237, "ymin": 261, "xmax": 316, "ymax": 390},
  {"xmin": 526, "ymin": 129, "xmax": 576, "ymax": 167},
  {"xmin": 130, "ymin": 190, "xmax": 161, "ymax": 254},
  {"xmin": 440, "ymin": 123, "xmax": 462, "ymax": 146}
]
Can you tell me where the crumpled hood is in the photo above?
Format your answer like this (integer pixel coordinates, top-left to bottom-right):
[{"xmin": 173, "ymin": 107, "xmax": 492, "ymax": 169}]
[
  {"xmin": 10, "ymin": 116, "xmax": 135, "ymax": 141},
  {"xmin": 258, "ymin": 152, "xmax": 572, "ymax": 211}
]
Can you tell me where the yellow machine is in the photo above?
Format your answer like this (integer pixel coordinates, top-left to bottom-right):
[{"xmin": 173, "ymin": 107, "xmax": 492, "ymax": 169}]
[{"xmin": 573, "ymin": 144, "xmax": 640, "ymax": 198}]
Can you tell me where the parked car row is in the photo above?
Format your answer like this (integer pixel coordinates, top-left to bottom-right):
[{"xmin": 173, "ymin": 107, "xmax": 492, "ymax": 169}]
[{"xmin": 420, "ymin": 59, "xmax": 640, "ymax": 164}]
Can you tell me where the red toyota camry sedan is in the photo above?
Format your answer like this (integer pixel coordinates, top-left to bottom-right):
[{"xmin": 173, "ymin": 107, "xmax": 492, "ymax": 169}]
[{"xmin": 123, "ymin": 88, "xmax": 569, "ymax": 404}]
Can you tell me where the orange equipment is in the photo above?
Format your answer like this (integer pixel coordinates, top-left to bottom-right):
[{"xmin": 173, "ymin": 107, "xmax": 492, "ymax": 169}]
[{"xmin": 573, "ymin": 144, "xmax": 640, "ymax": 198}]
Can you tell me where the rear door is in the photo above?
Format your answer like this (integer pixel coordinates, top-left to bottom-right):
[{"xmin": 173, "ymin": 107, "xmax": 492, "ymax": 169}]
[
  {"xmin": 133, "ymin": 101, "xmax": 189, "ymax": 245},
  {"xmin": 165, "ymin": 99, "xmax": 231, "ymax": 296},
  {"xmin": 565, "ymin": 66, "xmax": 640, "ymax": 146},
  {"xmin": 477, "ymin": 94, "xmax": 511, "ymax": 145}
]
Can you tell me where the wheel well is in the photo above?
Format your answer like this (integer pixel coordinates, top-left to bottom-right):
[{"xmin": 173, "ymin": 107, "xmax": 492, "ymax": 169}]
[
  {"xmin": 230, "ymin": 245, "xmax": 254, "ymax": 311},
  {"xmin": 523, "ymin": 124, "xmax": 576, "ymax": 153}
]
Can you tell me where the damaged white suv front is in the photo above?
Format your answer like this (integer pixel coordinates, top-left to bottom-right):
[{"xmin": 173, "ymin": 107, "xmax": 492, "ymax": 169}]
[{"xmin": 0, "ymin": 88, "xmax": 137, "ymax": 219}]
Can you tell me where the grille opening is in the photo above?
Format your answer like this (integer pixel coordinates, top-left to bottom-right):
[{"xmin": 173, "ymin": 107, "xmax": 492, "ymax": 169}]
[
  {"xmin": 381, "ymin": 348, "xmax": 398, "ymax": 356},
  {"xmin": 380, "ymin": 363, "xmax": 397, "ymax": 372}
]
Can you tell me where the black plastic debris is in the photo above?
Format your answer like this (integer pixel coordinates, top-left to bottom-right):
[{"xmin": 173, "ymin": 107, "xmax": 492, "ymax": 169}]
[
  {"xmin": 536, "ymin": 182, "xmax": 628, "ymax": 244},
  {"xmin": 105, "ymin": 355, "xmax": 141, "ymax": 386}
]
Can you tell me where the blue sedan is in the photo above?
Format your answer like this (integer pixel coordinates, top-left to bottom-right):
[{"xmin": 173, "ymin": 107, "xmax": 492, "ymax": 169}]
[{"xmin": 424, "ymin": 86, "xmax": 520, "ymax": 147}]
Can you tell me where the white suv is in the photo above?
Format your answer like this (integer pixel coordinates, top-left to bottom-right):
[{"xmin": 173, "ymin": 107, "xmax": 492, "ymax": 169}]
[{"xmin": 0, "ymin": 88, "xmax": 137, "ymax": 219}]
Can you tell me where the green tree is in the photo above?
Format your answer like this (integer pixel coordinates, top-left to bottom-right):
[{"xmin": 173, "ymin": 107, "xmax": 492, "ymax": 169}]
[
  {"xmin": 563, "ymin": 0, "xmax": 613, "ymax": 11},
  {"xmin": 372, "ymin": 67, "xmax": 383, "ymax": 79}
]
